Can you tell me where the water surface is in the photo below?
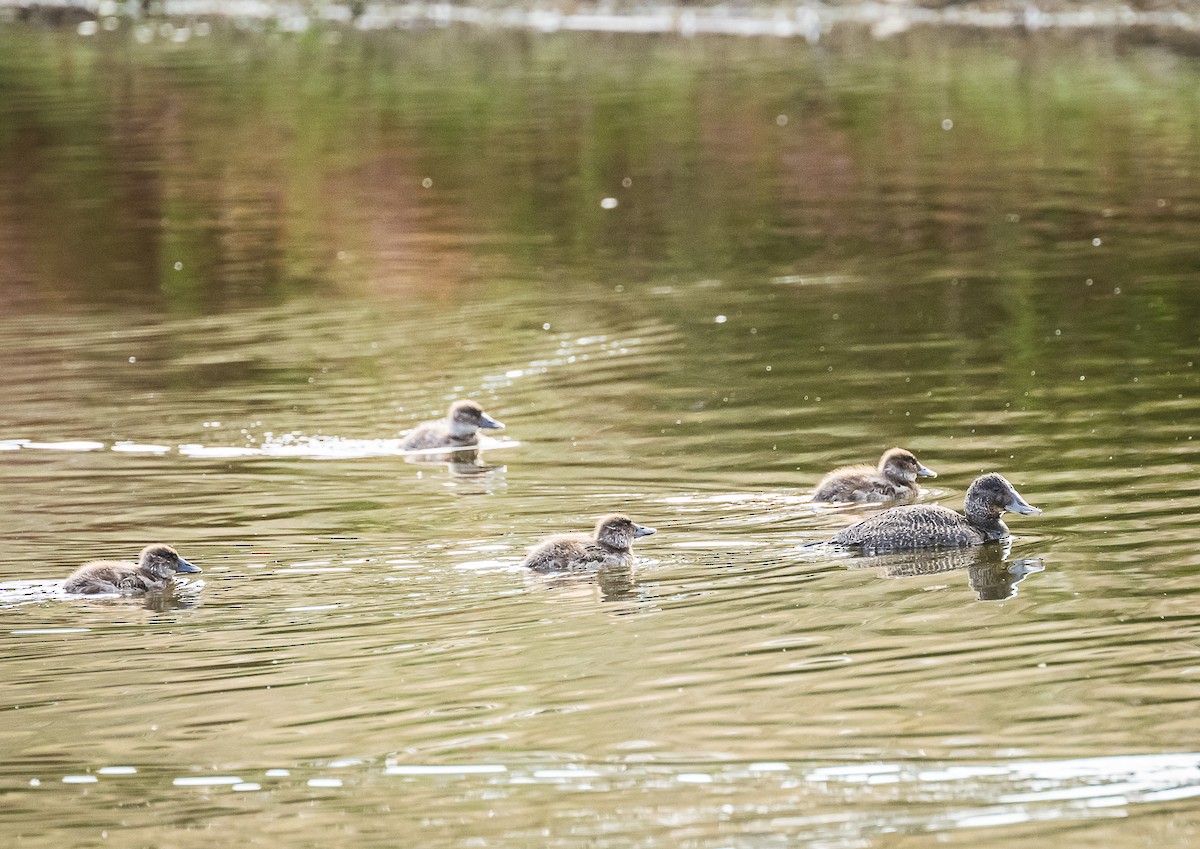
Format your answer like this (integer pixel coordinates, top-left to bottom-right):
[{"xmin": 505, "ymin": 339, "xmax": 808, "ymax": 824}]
[{"xmin": 0, "ymin": 21, "xmax": 1198, "ymax": 848}]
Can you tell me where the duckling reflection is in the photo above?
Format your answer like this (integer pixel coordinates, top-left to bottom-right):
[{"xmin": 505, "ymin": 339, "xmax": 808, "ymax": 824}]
[
  {"xmin": 813, "ymin": 447, "xmax": 937, "ymax": 503},
  {"xmin": 537, "ymin": 564, "xmax": 642, "ymax": 603},
  {"xmin": 404, "ymin": 446, "xmax": 506, "ymax": 478},
  {"xmin": 63, "ymin": 544, "xmax": 201, "ymax": 595},
  {"xmin": 523, "ymin": 515, "xmax": 656, "ymax": 573},
  {"xmin": 401, "ymin": 400, "xmax": 505, "ymax": 452},
  {"xmin": 845, "ymin": 541, "xmax": 1043, "ymax": 600},
  {"xmin": 141, "ymin": 582, "xmax": 205, "ymax": 611},
  {"xmin": 831, "ymin": 473, "xmax": 1040, "ymax": 553}
]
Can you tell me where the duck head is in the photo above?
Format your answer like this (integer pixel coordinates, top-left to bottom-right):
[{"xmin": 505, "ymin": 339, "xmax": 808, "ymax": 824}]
[
  {"xmin": 964, "ymin": 473, "xmax": 1041, "ymax": 524},
  {"xmin": 594, "ymin": 514, "xmax": 656, "ymax": 550},
  {"xmin": 447, "ymin": 399, "xmax": 505, "ymax": 439},
  {"xmin": 138, "ymin": 544, "xmax": 201, "ymax": 580},
  {"xmin": 879, "ymin": 448, "xmax": 937, "ymax": 483}
]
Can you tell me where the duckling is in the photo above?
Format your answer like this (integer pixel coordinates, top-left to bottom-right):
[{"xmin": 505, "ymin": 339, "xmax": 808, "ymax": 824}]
[
  {"xmin": 401, "ymin": 400, "xmax": 504, "ymax": 451},
  {"xmin": 523, "ymin": 514, "xmax": 656, "ymax": 573},
  {"xmin": 813, "ymin": 447, "xmax": 937, "ymax": 502},
  {"xmin": 830, "ymin": 473, "xmax": 1040, "ymax": 553},
  {"xmin": 63, "ymin": 544, "xmax": 201, "ymax": 594}
]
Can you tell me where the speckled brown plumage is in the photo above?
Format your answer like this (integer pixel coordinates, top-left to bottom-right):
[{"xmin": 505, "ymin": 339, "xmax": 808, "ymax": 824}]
[
  {"xmin": 523, "ymin": 515, "xmax": 656, "ymax": 573},
  {"xmin": 63, "ymin": 544, "xmax": 200, "ymax": 594},
  {"xmin": 401, "ymin": 400, "xmax": 505, "ymax": 451},
  {"xmin": 831, "ymin": 473, "xmax": 1039, "ymax": 554},
  {"xmin": 813, "ymin": 448, "xmax": 936, "ymax": 503}
]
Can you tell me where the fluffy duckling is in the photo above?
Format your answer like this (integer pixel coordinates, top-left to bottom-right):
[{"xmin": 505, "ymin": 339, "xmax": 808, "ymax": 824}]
[
  {"xmin": 813, "ymin": 447, "xmax": 937, "ymax": 502},
  {"xmin": 401, "ymin": 400, "xmax": 504, "ymax": 451},
  {"xmin": 523, "ymin": 514, "xmax": 656, "ymax": 573},
  {"xmin": 830, "ymin": 473, "xmax": 1040, "ymax": 554},
  {"xmin": 63, "ymin": 544, "xmax": 201, "ymax": 594}
]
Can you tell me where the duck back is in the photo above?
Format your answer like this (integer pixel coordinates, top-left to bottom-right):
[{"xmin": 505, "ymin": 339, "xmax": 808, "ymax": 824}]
[
  {"xmin": 63, "ymin": 561, "xmax": 161, "ymax": 594},
  {"xmin": 523, "ymin": 534, "xmax": 632, "ymax": 573},
  {"xmin": 831, "ymin": 504, "xmax": 987, "ymax": 553},
  {"xmin": 813, "ymin": 466, "xmax": 914, "ymax": 502},
  {"xmin": 402, "ymin": 423, "xmax": 466, "ymax": 451}
]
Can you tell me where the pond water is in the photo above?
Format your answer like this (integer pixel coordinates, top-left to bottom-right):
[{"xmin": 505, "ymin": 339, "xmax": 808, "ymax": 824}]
[{"xmin": 1, "ymin": 20, "xmax": 1199, "ymax": 848}]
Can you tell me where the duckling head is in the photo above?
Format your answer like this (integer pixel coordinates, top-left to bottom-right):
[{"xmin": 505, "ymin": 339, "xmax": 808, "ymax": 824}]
[
  {"xmin": 879, "ymin": 448, "xmax": 937, "ymax": 483},
  {"xmin": 138, "ymin": 544, "xmax": 201, "ymax": 580},
  {"xmin": 446, "ymin": 400, "xmax": 505, "ymax": 439},
  {"xmin": 594, "ymin": 514, "xmax": 656, "ymax": 550},
  {"xmin": 964, "ymin": 473, "xmax": 1041, "ymax": 523}
]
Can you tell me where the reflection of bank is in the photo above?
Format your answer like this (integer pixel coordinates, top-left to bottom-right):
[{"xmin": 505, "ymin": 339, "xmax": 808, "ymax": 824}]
[{"xmin": 845, "ymin": 541, "xmax": 1043, "ymax": 601}]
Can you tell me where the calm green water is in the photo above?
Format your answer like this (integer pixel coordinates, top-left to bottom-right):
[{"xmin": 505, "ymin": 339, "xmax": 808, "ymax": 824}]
[{"xmin": 1, "ymin": 20, "xmax": 1199, "ymax": 848}]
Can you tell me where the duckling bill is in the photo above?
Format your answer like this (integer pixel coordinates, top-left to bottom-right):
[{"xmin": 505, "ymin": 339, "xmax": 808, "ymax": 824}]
[
  {"xmin": 401, "ymin": 400, "xmax": 504, "ymax": 451},
  {"xmin": 63, "ymin": 544, "xmax": 201, "ymax": 594},
  {"xmin": 523, "ymin": 514, "xmax": 655, "ymax": 573},
  {"xmin": 813, "ymin": 447, "xmax": 936, "ymax": 503},
  {"xmin": 831, "ymin": 473, "xmax": 1040, "ymax": 554}
]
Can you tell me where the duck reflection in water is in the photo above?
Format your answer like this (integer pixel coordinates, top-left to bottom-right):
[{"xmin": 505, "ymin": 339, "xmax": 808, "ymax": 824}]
[
  {"xmin": 845, "ymin": 541, "xmax": 1043, "ymax": 601},
  {"xmin": 404, "ymin": 446, "xmax": 507, "ymax": 479},
  {"xmin": 537, "ymin": 563, "xmax": 643, "ymax": 604},
  {"xmin": 140, "ymin": 583, "xmax": 205, "ymax": 611}
]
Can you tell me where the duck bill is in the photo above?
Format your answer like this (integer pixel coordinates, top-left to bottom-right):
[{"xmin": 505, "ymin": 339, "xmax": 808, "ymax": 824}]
[
  {"xmin": 633, "ymin": 524, "xmax": 656, "ymax": 537},
  {"xmin": 479, "ymin": 413, "xmax": 505, "ymax": 431},
  {"xmin": 1005, "ymin": 494, "xmax": 1041, "ymax": 515},
  {"xmin": 175, "ymin": 557, "xmax": 202, "ymax": 574},
  {"xmin": 916, "ymin": 464, "xmax": 937, "ymax": 478}
]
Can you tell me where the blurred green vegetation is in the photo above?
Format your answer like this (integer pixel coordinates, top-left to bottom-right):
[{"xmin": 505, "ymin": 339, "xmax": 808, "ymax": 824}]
[{"xmin": 0, "ymin": 22, "xmax": 1198, "ymax": 360}]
